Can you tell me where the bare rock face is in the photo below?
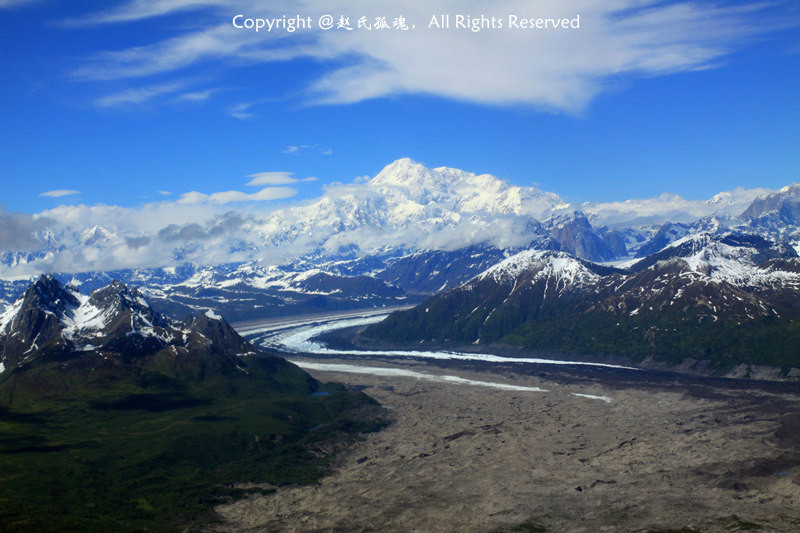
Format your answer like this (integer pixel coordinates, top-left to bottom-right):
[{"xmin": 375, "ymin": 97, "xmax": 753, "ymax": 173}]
[
  {"xmin": 741, "ymin": 183, "xmax": 800, "ymax": 223},
  {"xmin": 547, "ymin": 212, "xmax": 628, "ymax": 262},
  {"xmin": 0, "ymin": 274, "xmax": 79, "ymax": 365}
]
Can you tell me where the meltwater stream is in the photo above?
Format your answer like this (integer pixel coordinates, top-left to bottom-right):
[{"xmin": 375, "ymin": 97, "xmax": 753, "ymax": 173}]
[{"xmin": 236, "ymin": 310, "xmax": 620, "ymax": 401}]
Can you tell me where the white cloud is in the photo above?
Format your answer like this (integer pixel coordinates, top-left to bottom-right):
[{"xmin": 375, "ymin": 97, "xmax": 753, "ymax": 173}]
[
  {"xmin": 322, "ymin": 148, "xmax": 333, "ymax": 156},
  {"xmin": 0, "ymin": 209, "xmax": 51, "ymax": 250},
  {"xmin": 176, "ymin": 89, "xmax": 215, "ymax": 102},
  {"xmin": 227, "ymin": 102, "xmax": 253, "ymax": 119},
  {"xmin": 581, "ymin": 187, "xmax": 772, "ymax": 227},
  {"xmin": 65, "ymin": 0, "xmax": 795, "ymax": 112},
  {"xmin": 246, "ymin": 172, "xmax": 297, "ymax": 186},
  {"xmin": 158, "ymin": 190, "xmax": 172, "ymax": 195},
  {"xmin": 95, "ymin": 81, "xmax": 184, "ymax": 107},
  {"xmin": 0, "ymin": 0, "xmax": 39, "ymax": 8},
  {"xmin": 302, "ymin": 176, "xmax": 319, "ymax": 182},
  {"xmin": 40, "ymin": 189, "xmax": 81, "ymax": 198},
  {"xmin": 73, "ymin": 22, "xmax": 261, "ymax": 80},
  {"xmin": 282, "ymin": 145, "xmax": 313, "ymax": 155},
  {"xmin": 61, "ymin": 0, "xmax": 222, "ymax": 26},
  {"xmin": 177, "ymin": 186, "xmax": 297, "ymax": 204}
]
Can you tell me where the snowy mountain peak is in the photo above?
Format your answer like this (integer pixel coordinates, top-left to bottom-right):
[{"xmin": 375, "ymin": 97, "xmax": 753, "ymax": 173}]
[
  {"xmin": 368, "ymin": 158, "xmax": 566, "ymax": 216},
  {"xmin": 639, "ymin": 232, "xmax": 798, "ymax": 288},
  {"xmin": 779, "ymin": 183, "xmax": 800, "ymax": 195},
  {"xmin": 370, "ymin": 158, "xmax": 436, "ymax": 187},
  {"xmin": 82, "ymin": 225, "xmax": 117, "ymax": 246},
  {"xmin": 478, "ymin": 249, "xmax": 600, "ymax": 287}
]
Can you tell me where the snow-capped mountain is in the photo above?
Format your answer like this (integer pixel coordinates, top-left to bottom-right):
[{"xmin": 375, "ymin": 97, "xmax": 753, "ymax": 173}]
[
  {"xmin": 0, "ymin": 275, "xmax": 259, "ymax": 376},
  {"xmin": 368, "ymin": 249, "xmax": 622, "ymax": 345},
  {"xmin": 1, "ymin": 158, "xmax": 799, "ymax": 331},
  {"xmin": 366, "ymin": 233, "xmax": 800, "ymax": 375},
  {"xmin": 250, "ymin": 158, "xmax": 571, "ymax": 257},
  {"xmin": 368, "ymin": 158, "xmax": 568, "ymax": 219},
  {"xmin": 6, "ymin": 157, "xmax": 784, "ymax": 280}
]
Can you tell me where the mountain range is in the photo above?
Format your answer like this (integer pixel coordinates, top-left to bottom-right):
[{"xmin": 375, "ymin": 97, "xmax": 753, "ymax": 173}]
[
  {"xmin": 0, "ymin": 159, "xmax": 784, "ymax": 276},
  {"xmin": 1, "ymin": 159, "xmax": 800, "ymax": 345},
  {"xmin": 365, "ymin": 232, "xmax": 800, "ymax": 377}
]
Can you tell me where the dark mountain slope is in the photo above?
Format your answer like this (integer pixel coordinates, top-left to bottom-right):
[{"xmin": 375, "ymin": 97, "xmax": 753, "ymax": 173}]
[{"xmin": 365, "ymin": 234, "xmax": 800, "ymax": 374}]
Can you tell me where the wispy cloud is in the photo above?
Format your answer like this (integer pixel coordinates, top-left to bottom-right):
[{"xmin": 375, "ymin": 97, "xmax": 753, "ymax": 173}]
[
  {"xmin": 40, "ymin": 189, "xmax": 81, "ymax": 198},
  {"xmin": 176, "ymin": 89, "xmax": 215, "ymax": 102},
  {"xmin": 282, "ymin": 144, "xmax": 318, "ymax": 155},
  {"xmin": 95, "ymin": 81, "xmax": 184, "ymax": 107},
  {"xmin": 177, "ymin": 186, "xmax": 297, "ymax": 204},
  {"xmin": 0, "ymin": 0, "xmax": 40, "ymax": 8},
  {"xmin": 246, "ymin": 172, "xmax": 297, "ymax": 186},
  {"xmin": 64, "ymin": 0, "xmax": 797, "ymax": 112},
  {"xmin": 227, "ymin": 102, "xmax": 253, "ymax": 119},
  {"xmin": 73, "ymin": 22, "xmax": 262, "ymax": 81},
  {"xmin": 60, "ymin": 0, "xmax": 222, "ymax": 26}
]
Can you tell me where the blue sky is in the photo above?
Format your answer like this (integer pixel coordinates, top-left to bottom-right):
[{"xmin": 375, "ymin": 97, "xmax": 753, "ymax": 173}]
[{"xmin": 1, "ymin": 0, "xmax": 799, "ymax": 215}]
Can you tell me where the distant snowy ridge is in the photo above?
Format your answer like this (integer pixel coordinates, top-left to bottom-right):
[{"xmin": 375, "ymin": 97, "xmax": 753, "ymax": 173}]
[{"xmin": 1, "ymin": 158, "xmax": 788, "ymax": 278}]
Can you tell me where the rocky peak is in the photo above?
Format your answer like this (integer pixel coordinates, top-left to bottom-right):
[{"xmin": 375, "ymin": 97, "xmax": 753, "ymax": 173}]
[
  {"xmin": 87, "ymin": 279, "xmax": 162, "ymax": 325},
  {"xmin": 0, "ymin": 276, "xmax": 264, "ymax": 378},
  {"xmin": 740, "ymin": 183, "xmax": 800, "ymax": 222},
  {"xmin": 545, "ymin": 211, "xmax": 628, "ymax": 262},
  {"xmin": 631, "ymin": 232, "xmax": 797, "ymax": 284},
  {"xmin": 23, "ymin": 274, "xmax": 80, "ymax": 315},
  {"xmin": 0, "ymin": 275, "xmax": 80, "ymax": 364},
  {"xmin": 184, "ymin": 310, "xmax": 252, "ymax": 357}
]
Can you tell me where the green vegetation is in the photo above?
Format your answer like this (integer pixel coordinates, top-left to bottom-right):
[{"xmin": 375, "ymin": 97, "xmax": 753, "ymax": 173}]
[
  {"xmin": 502, "ymin": 312, "xmax": 800, "ymax": 372},
  {"xmin": 369, "ymin": 302, "xmax": 800, "ymax": 373},
  {"xmin": 0, "ymin": 357, "xmax": 384, "ymax": 532}
]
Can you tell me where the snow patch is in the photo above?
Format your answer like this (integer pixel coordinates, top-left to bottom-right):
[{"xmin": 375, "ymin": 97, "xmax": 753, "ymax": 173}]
[
  {"xmin": 293, "ymin": 361, "xmax": 547, "ymax": 392},
  {"xmin": 0, "ymin": 297, "xmax": 24, "ymax": 335},
  {"xmin": 571, "ymin": 393, "xmax": 612, "ymax": 403}
]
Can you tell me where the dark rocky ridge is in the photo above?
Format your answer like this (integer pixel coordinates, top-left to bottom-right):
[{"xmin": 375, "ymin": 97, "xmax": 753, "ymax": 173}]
[{"xmin": 0, "ymin": 275, "xmax": 300, "ymax": 383}]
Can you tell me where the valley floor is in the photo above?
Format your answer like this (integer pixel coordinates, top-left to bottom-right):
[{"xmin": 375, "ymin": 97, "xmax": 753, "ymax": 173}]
[{"xmin": 210, "ymin": 358, "xmax": 800, "ymax": 533}]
